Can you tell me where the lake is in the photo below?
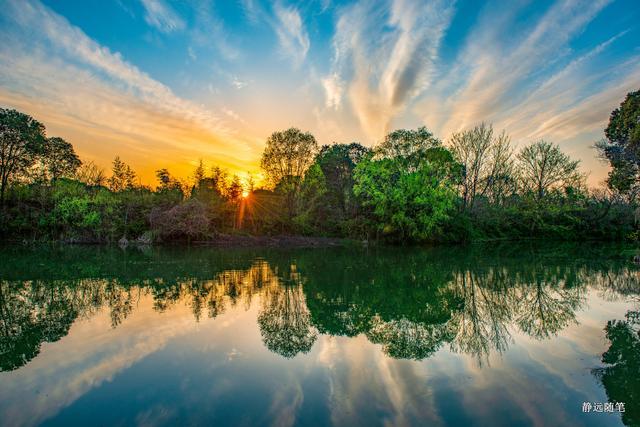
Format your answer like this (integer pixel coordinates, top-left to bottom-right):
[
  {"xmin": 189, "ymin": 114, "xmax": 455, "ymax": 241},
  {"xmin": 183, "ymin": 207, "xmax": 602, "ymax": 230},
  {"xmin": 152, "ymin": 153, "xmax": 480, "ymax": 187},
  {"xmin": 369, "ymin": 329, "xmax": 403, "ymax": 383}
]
[{"xmin": 0, "ymin": 243, "xmax": 638, "ymax": 427}]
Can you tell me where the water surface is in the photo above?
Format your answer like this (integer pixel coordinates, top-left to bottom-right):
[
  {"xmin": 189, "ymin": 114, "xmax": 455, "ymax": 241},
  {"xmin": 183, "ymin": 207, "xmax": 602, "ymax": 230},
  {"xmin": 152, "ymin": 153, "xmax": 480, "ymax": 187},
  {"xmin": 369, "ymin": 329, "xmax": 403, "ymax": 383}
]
[{"xmin": 0, "ymin": 243, "xmax": 638, "ymax": 426}]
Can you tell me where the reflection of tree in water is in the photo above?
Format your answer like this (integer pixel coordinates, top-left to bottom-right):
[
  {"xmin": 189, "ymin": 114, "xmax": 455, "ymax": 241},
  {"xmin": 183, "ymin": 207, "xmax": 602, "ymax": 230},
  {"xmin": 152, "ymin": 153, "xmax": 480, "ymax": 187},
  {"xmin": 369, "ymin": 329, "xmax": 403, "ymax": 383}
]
[
  {"xmin": 1, "ymin": 243, "xmax": 639, "ymax": 370},
  {"xmin": 594, "ymin": 309, "xmax": 640, "ymax": 427},
  {"xmin": 515, "ymin": 282, "xmax": 582, "ymax": 340},
  {"xmin": 258, "ymin": 264, "xmax": 318, "ymax": 358},
  {"xmin": 447, "ymin": 270, "xmax": 514, "ymax": 364},
  {"xmin": 300, "ymin": 245, "xmax": 635, "ymax": 363},
  {"xmin": 367, "ymin": 316, "xmax": 452, "ymax": 360},
  {"xmin": 0, "ymin": 281, "xmax": 77, "ymax": 371}
]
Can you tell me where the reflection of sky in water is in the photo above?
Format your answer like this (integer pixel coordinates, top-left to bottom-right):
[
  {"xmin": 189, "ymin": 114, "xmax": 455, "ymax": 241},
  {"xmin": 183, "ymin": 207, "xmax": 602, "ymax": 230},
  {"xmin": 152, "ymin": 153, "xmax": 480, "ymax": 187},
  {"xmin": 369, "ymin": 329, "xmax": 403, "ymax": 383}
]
[{"xmin": 0, "ymin": 286, "xmax": 634, "ymax": 427}]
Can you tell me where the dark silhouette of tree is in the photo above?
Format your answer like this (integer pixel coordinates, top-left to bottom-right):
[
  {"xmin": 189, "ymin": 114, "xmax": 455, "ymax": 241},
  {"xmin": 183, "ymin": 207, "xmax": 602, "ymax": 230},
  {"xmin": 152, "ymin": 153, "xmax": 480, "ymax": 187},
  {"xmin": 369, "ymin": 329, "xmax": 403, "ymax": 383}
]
[
  {"xmin": 316, "ymin": 143, "xmax": 370, "ymax": 216},
  {"xmin": 41, "ymin": 136, "xmax": 81, "ymax": 181},
  {"xmin": 0, "ymin": 108, "xmax": 46, "ymax": 206}
]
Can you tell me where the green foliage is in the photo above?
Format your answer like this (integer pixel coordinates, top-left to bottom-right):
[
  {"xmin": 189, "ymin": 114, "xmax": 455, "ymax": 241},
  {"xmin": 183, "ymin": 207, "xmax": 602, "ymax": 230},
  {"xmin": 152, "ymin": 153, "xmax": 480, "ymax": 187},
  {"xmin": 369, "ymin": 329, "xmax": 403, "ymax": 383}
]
[
  {"xmin": 354, "ymin": 155, "xmax": 457, "ymax": 241},
  {"xmin": 597, "ymin": 90, "xmax": 640, "ymax": 196},
  {"xmin": 260, "ymin": 128, "xmax": 318, "ymax": 219},
  {"xmin": 595, "ymin": 310, "xmax": 640, "ymax": 426},
  {"xmin": 0, "ymin": 104, "xmax": 638, "ymax": 245}
]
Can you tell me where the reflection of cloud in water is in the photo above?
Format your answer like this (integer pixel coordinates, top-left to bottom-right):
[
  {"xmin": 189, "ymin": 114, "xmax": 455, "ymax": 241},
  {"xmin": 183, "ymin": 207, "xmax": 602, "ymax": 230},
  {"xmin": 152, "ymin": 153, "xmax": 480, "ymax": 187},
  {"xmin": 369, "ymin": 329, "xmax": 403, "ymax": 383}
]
[
  {"xmin": 0, "ymin": 295, "xmax": 197, "ymax": 427},
  {"xmin": 315, "ymin": 335, "xmax": 442, "ymax": 427}
]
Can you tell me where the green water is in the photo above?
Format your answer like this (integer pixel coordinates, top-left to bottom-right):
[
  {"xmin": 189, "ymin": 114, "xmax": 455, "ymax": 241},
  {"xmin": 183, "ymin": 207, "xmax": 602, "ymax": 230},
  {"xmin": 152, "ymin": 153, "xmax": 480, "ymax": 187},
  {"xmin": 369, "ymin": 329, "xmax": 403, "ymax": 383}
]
[{"xmin": 0, "ymin": 243, "xmax": 638, "ymax": 426}]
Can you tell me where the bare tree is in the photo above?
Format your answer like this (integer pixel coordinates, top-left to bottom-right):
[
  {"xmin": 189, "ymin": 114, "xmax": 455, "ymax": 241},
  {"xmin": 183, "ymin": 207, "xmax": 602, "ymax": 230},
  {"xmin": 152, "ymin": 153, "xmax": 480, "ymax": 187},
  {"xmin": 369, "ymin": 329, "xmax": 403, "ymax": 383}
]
[
  {"xmin": 449, "ymin": 123, "xmax": 515, "ymax": 209},
  {"xmin": 76, "ymin": 161, "xmax": 106, "ymax": 187},
  {"xmin": 517, "ymin": 140, "xmax": 585, "ymax": 200}
]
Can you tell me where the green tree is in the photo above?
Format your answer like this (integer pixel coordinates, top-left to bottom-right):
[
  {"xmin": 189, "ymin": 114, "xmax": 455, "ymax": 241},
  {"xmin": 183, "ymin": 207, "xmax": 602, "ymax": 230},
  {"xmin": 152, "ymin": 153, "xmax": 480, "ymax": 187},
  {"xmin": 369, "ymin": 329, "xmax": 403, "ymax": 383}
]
[
  {"xmin": 518, "ymin": 140, "xmax": 584, "ymax": 200},
  {"xmin": 108, "ymin": 156, "xmax": 136, "ymax": 192},
  {"xmin": 596, "ymin": 90, "xmax": 640, "ymax": 196},
  {"xmin": 354, "ymin": 128, "xmax": 460, "ymax": 241},
  {"xmin": 0, "ymin": 108, "xmax": 46, "ymax": 206},
  {"xmin": 41, "ymin": 136, "xmax": 81, "ymax": 181},
  {"xmin": 260, "ymin": 128, "xmax": 317, "ymax": 219},
  {"xmin": 376, "ymin": 127, "xmax": 442, "ymax": 170},
  {"xmin": 295, "ymin": 143, "xmax": 370, "ymax": 235}
]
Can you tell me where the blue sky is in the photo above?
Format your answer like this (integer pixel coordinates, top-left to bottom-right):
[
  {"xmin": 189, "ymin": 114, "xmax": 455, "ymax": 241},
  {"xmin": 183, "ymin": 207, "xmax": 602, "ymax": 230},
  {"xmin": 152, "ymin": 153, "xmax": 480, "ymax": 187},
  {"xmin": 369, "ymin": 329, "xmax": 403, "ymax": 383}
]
[{"xmin": 0, "ymin": 0, "xmax": 639, "ymax": 184}]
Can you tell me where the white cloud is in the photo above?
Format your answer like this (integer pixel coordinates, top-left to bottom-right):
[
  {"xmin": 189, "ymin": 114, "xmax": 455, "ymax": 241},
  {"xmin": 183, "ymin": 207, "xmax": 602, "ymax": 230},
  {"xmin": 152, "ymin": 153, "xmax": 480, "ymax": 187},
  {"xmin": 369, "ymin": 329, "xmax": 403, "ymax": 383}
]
[
  {"xmin": 273, "ymin": 3, "xmax": 310, "ymax": 67},
  {"xmin": 140, "ymin": 0, "xmax": 185, "ymax": 33},
  {"xmin": 232, "ymin": 76, "xmax": 249, "ymax": 89},
  {"xmin": 326, "ymin": 0, "xmax": 455, "ymax": 139},
  {"xmin": 322, "ymin": 73, "xmax": 343, "ymax": 109}
]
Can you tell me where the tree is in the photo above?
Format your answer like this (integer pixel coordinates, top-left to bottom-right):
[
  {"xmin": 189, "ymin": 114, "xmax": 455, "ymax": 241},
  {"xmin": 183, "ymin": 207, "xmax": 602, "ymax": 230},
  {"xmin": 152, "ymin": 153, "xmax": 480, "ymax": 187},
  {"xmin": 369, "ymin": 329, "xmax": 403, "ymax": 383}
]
[
  {"xmin": 193, "ymin": 159, "xmax": 205, "ymax": 185},
  {"xmin": 376, "ymin": 127, "xmax": 442, "ymax": 170},
  {"xmin": 261, "ymin": 128, "xmax": 318, "ymax": 186},
  {"xmin": 596, "ymin": 90, "xmax": 640, "ymax": 196},
  {"xmin": 449, "ymin": 123, "xmax": 515, "ymax": 209},
  {"xmin": 354, "ymin": 128, "xmax": 460, "ymax": 241},
  {"xmin": 76, "ymin": 161, "xmax": 106, "ymax": 187},
  {"xmin": 518, "ymin": 141, "xmax": 584, "ymax": 200},
  {"xmin": 0, "ymin": 108, "xmax": 46, "ymax": 206},
  {"xmin": 227, "ymin": 175, "xmax": 243, "ymax": 201},
  {"xmin": 108, "ymin": 156, "xmax": 136, "ymax": 192},
  {"xmin": 260, "ymin": 128, "xmax": 318, "ymax": 218},
  {"xmin": 294, "ymin": 143, "xmax": 370, "ymax": 235},
  {"xmin": 209, "ymin": 166, "xmax": 228, "ymax": 195},
  {"xmin": 150, "ymin": 198, "xmax": 208, "ymax": 241},
  {"xmin": 315, "ymin": 143, "xmax": 370, "ymax": 216},
  {"xmin": 41, "ymin": 136, "xmax": 81, "ymax": 181},
  {"xmin": 155, "ymin": 168, "xmax": 182, "ymax": 192}
]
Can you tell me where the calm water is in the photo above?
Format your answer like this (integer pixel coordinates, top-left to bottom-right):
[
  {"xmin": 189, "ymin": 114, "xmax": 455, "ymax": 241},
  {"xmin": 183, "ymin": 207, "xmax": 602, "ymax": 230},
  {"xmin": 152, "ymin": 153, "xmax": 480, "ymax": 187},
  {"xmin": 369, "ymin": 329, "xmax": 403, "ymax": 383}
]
[{"xmin": 0, "ymin": 243, "xmax": 638, "ymax": 427}]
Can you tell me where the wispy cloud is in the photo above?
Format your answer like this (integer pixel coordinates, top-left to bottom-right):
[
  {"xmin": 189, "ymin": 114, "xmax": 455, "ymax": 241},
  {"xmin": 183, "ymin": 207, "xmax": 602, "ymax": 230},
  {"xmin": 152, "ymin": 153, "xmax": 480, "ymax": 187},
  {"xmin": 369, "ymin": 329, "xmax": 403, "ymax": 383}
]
[
  {"xmin": 420, "ymin": 0, "xmax": 615, "ymax": 136},
  {"xmin": 273, "ymin": 3, "xmax": 310, "ymax": 67},
  {"xmin": 322, "ymin": 73, "xmax": 343, "ymax": 109},
  {"xmin": 140, "ymin": 0, "xmax": 185, "ymax": 33},
  {"xmin": 189, "ymin": 0, "xmax": 240, "ymax": 62},
  {"xmin": 232, "ymin": 76, "xmax": 249, "ymax": 89},
  {"xmin": 325, "ymin": 0, "xmax": 455, "ymax": 139}
]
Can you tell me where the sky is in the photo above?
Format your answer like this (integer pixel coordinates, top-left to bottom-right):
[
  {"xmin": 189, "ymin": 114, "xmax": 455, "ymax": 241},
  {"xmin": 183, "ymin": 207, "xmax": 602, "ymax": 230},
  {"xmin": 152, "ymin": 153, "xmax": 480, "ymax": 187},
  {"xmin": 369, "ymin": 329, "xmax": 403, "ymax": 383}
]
[{"xmin": 0, "ymin": 0, "xmax": 639, "ymax": 187}]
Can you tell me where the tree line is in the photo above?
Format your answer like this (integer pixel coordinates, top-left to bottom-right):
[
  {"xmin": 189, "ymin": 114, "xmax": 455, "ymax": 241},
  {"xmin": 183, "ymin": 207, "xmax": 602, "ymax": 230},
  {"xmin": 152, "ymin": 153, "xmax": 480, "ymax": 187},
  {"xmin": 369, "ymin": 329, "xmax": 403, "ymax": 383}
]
[{"xmin": 0, "ymin": 89, "xmax": 639, "ymax": 243}]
